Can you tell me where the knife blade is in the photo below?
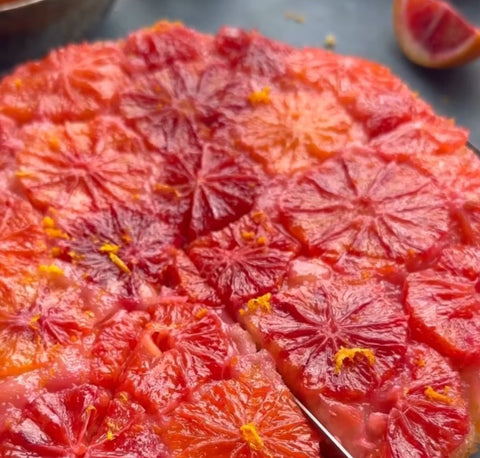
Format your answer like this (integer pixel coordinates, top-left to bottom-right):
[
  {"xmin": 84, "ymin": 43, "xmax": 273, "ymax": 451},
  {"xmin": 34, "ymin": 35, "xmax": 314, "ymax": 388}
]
[
  {"xmin": 293, "ymin": 396, "xmax": 354, "ymax": 458},
  {"xmin": 468, "ymin": 141, "xmax": 480, "ymax": 155}
]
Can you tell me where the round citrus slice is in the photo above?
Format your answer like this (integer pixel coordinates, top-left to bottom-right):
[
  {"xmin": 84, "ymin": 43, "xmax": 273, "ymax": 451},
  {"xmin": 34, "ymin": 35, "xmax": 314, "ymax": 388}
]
[
  {"xmin": 160, "ymin": 378, "xmax": 320, "ymax": 457},
  {"xmin": 280, "ymin": 153, "xmax": 450, "ymax": 265},
  {"xmin": 55, "ymin": 204, "xmax": 181, "ymax": 301},
  {"xmin": 370, "ymin": 116, "xmax": 468, "ymax": 160},
  {"xmin": 120, "ymin": 62, "xmax": 241, "ymax": 151},
  {"xmin": 0, "ymin": 384, "xmax": 110, "ymax": 456},
  {"xmin": 88, "ymin": 396, "xmax": 168, "ymax": 457},
  {"xmin": 124, "ymin": 21, "xmax": 213, "ymax": 73},
  {"xmin": 235, "ymin": 87, "xmax": 359, "ymax": 174},
  {"xmin": 118, "ymin": 299, "xmax": 235, "ymax": 413},
  {"xmin": 393, "ymin": 0, "xmax": 480, "ymax": 68},
  {"xmin": 0, "ymin": 192, "xmax": 46, "ymax": 278},
  {"xmin": 161, "ymin": 248, "xmax": 222, "ymax": 307},
  {"xmin": 0, "ymin": 282, "xmax": 95, "ymax": 378},
  {"xmin": 288, "ymin": 50, "xmax": 431, "ymax": 138},
  {"xmin": 16, "ymin": 117, "xmax": 150, "ymax": 214},
  {"xmin": 214, "ymin": 27, "xmax": 292, "ymax": 78},
  {"xmin": 189, "ymin": 145, "xmax": 259, "ymax": 237},
  {"xmin": 242, "ymin": 273, "xmax": 408, "ymax": 400},
  {"xmin": 188, "ymin": 211, "xmax": 300, "ymax": 305},
  {"xmin": 384, "ymin": 345, "xmax": 473, "ymax": 457},
  {"xmin": 0, "ymin": 42, "xmax": 128, "ymax": 123},
  {"xmin": 156, "ymin": 143, "xmax": 259, "ymax": 238},
  {"xmin": 405, "ymin": 246, "xmax": 480, "ymax": 363},
  {"xmin": 90, "ymin": 310, "xmax": 149, "ymax": 389}
]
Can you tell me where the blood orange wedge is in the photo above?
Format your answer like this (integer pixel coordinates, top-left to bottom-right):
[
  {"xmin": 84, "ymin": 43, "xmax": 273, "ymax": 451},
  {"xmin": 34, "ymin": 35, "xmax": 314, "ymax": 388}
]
[
  {"xmin": 16, "ymin": 117, "xmax": 150, "ymax": 214},
  {"xmin": 393, "ymin": 0, "xmax": 480, "ymax": 68},
  {"xmin": 188, "ymin": 211, "xmax": 300, "ymax": 306},
  {"xmin": 280, "ymin": 152, "xmax": 450, "ymax": 265},
  {"xmin": 241, "ymin": 269, "xmax": 408, "ymax": 401},
  {"xmin": 160, "ymin": 378, "xmax": 320, "ymax": 457},
  {"xmin": 405, "ymin": 245, "xmax": 480, "ymax": 363}
]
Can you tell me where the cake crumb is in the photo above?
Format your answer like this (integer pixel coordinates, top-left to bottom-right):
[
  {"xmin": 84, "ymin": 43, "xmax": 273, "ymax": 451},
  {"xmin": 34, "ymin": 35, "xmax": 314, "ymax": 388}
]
[
  {"xmin": 285, "ymin": 11, "xmax": 306, "ymax": 24},
  {"xmin": 324, "ymin": 34, "xmax": 337, "ymax": 49}
]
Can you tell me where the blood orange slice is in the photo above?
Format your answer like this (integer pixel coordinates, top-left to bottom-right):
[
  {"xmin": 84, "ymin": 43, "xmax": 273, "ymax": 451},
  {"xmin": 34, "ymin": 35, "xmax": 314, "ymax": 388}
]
[
  {"xmin": 120, "ymin": 61, "xmax": 244, "ymax": 151},
  {"xmin": 124, "ymin": 21, "xmax": 213, "ymax": 73},
  {"xmin": 189, "ymin": 145, "xmax": 259, "ymax": 237},
  {"xmin": 405, "ymin": 246, "xmax": 480, "ymax": 363},
  {"xmin": 0, "ymin": 282, "xmax": 95, "ymax": 378},
  {"xmin": 119, "ymin": 298, "xmax": 236, "ymax": 413},
  {"xmin": 156, "ymin": 143, "xmax": 259, "ymax": 238},
  {"xmin": 87, "ymin": 395, "xmax": 168, "ymax": 457},
  {"xmin": 236, "ymin": 87, "xmax": 358, "ymax": 174},
  {"xmin": 90, "ymin": 310, "xmax": 149, "ymax": 389},
  {"xmin": 0, "ymin": 384, "xmax": 110, "ymax": 457},
  {"xmin": 160, "ymin": 378, "xmax": 320, "ymax": 457},
  {"xmin": 288, "ymin": 50, "xmax": 429, "ymax": 138},
  {"xmin": 215, "ymin": 27, "xmax": 292, "ymax": 79},
  {"xmin": 188, "ymin": 211, "xmax": 300, "ymax": 305},
  {"xmin": 0, "ymin": 42, "xmax": 128, "ymax": 123},
  {"xmin": 242, "ymin": 271, "xmax": 407, "ymax": 401},
  {"xmin": 370, "ymin": 116, "xmax": 468, "ymax": 160},
  {"xmin": 0, "ymin": 192, "xmax": 46, "ymax": 278},
  {"xmin": 55, "ymin": 204, "xmax": 181, "ymax": 301},
  {"xmin": 16, "ymin": 117, "xmax": 150, "ymax": 214},
  {"xmin": 280, "ymin": 152, "xmax": 450, "ymax": 265},
  {"xmin": 393, "ymin": 0, "xmax": 480, "ymax": 68},
  {"xmin": 161, "ymin": 248, "xmax": 222, "ymax": 307},
  {"xmin": 383, "ymin": 345, "xmax": 473, "ymax": 457}
]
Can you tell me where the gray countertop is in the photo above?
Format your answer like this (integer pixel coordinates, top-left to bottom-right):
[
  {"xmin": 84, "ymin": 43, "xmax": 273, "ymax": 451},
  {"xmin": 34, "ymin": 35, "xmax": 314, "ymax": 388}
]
[
  {"xmin": 0, "ymin": 2, "xmax": 479, "ymax": 456},
  {"xmin": 91, "ymin": 0, "xmax": 480, "ymax": 147}
]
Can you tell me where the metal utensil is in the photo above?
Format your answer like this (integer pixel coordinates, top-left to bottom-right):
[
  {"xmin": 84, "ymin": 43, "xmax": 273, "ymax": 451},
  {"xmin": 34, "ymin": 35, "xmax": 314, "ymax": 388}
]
[
  {"xmin": 0, "ymin": 0, "xmax": 116, "ymax": 69},
  {"xmin": 468, "ymin": 141, "xmax": 480, "ymax": 155},
  {"xmin": 293, "ymin": 396, "xmax": 354, "ymax": 458}
]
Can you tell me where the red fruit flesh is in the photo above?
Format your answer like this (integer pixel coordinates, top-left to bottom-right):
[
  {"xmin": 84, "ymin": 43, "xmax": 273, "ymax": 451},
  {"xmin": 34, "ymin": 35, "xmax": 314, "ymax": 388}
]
[
  {"xmin": 0, "ymin": 384, "xmax": 111, "ymax": 457},
  {"xmin": 406, "ymin": 246, "xmax": 480, "ymax": 363},
  {"xmin": 160, "ymin": 378, "xmax": 320, "ymax": 457},
  {"xmin": 242, "ymin": 269, "xmax": 408, "ymax": 401},
  {"xmin": 16, "ymin": 118, "xmax": 150, "ymax": 214},
  {"xmin": 280, "ymin": 153, "xmax": 450, "ymax": 265},
  {"xmin": 188, "ymin": 211, "xmax": 300, "ymax": 306}
]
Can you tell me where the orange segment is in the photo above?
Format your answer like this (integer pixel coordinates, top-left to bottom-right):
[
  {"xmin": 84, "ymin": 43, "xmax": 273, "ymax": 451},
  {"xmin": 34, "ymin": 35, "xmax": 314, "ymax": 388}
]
[{"xmin": 394, "ymin": 0, "xmax": 480, "ymax": 68}]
